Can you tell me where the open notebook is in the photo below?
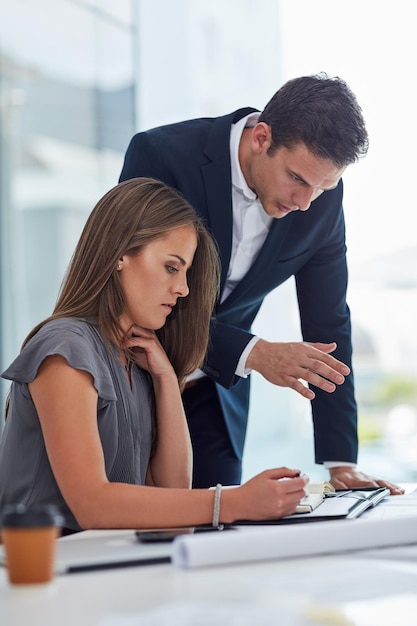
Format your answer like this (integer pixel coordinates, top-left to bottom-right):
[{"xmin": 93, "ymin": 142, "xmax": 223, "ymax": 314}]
[
  {"xmin": 294, "ymin": 480, "xmax": 334, "ymax": 513},
  {"xmin": 234, "ymin": 484, "xmax": 391, "ymax": 525}
]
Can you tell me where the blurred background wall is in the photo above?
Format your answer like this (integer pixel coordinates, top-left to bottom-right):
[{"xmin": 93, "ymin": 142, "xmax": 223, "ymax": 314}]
[{"xmin": 1, "ymin": 0, "xmax": 416, "ymax": 482}]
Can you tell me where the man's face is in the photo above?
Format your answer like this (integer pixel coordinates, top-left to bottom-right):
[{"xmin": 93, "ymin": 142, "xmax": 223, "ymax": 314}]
[{"xmin": 243, "ymin": 124, "xmax": 346, "ymax": 219}]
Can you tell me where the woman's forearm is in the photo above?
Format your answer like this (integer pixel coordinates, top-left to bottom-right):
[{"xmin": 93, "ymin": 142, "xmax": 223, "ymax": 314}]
[{"xmin": 147, "ymin": 373, "xmax": 192, "ymax": 488}]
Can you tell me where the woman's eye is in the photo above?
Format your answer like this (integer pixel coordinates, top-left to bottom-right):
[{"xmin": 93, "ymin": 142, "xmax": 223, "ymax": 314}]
[{"xmin": 166, "ymin": 265, "xmax": 179, "ymax": 273}]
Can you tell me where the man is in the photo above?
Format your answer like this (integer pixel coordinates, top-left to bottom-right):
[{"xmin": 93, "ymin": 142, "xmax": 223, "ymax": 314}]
[{"xmin": 119, "ymin": 73, "xmax": 403, "ymax": 494}]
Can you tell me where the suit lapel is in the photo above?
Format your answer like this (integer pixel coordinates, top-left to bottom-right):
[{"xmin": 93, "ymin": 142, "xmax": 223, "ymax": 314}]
[
  {"xmin": 201, "ymin": 161, "xmax": 232, "ymax": 294},
  {"xmin": 198, "ymin": 107, "xmax": 293, "ymax": 308},
  {"xmin": 200, "ymin": 108, "xmax": 258, "ymax": 294}
]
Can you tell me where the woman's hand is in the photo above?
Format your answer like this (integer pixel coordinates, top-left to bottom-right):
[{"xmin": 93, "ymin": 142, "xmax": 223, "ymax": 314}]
[
  {"xmin": 123, "ymin": 324, "xmax": 175, "ymax": 380},
  {"xmin": 222, "ymin": 467, "xmax": 309, "ymax": 523},
  {"xmin": 124, "ymin": 324, "xmax": 191, "ymax": 488}
]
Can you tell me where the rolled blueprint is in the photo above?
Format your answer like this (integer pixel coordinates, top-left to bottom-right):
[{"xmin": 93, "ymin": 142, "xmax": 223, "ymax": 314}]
[{"xmin": 172, "ymin": 515, "xmax": 417, "ymax": 569}]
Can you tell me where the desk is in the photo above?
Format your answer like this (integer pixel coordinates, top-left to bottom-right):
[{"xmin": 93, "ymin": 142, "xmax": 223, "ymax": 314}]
[{"xmin": 1, "ymin": 487, "xmax": 417, "ymax": 626}]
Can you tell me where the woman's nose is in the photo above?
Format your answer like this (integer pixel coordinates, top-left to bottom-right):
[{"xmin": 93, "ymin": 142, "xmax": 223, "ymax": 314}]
[{"xmin": 174, "ymin": 276, "xmax": 189, "ymax": 297}]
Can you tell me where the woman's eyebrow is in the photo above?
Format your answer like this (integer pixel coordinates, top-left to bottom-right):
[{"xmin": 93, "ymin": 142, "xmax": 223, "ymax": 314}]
[{"xmin": 168, "ymin": 254, "xmax": 187, "ymax": 266}]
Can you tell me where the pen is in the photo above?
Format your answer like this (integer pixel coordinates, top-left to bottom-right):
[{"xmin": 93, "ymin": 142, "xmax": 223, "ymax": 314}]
[
  {"xmin": 346, "ymin": 486, "xmax": 385, "ymax": 491},
  {"xmin": 66, "ymin": 555, "xmax": 171, "ymax": 574},
  {"xmin": 325, "ymin": 490, "xmax": 352, "ymax": 498}
]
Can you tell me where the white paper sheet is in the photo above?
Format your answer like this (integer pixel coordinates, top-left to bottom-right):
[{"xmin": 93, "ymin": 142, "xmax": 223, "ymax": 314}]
[
  {"xmin": 172, "ymin": 514, "xmax": 417, "ymax": 568},
  {"xmin": 99, "ymin": 593, "xmax": 417, "ymax": 626},
  {"xmin": 99, "ymin": 601, "xmax": 302, "ymax": 626}
]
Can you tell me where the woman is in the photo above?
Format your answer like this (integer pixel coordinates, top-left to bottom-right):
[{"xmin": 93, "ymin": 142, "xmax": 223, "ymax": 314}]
[{"xmin": 0, "ymin": 178, "xmax": 307, "ymax": 532}]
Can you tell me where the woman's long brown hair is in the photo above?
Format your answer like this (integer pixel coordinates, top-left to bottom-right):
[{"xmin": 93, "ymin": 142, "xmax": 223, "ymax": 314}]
[{"xmin": 22, "ymin": 177, "xmax": 220, "ymax": 387}]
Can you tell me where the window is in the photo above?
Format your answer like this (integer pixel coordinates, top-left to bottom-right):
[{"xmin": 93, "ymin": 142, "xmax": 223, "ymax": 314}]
[
  {"xmin": 1, "ymin": 1, "xmax": 415, "ymax": 485},
  {"xmin": 243, "ymin": 1, "xmax": 417, "ymax": 482},
  {"xmin": 135, "ymin": 0, "xmax": 417, "ymax": 483},
  {"xmin": 0, "ymin": 0, "xmax": 136, "ymax": 411}
]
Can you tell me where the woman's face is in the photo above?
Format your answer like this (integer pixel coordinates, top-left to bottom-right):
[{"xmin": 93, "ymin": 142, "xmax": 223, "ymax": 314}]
[{"xmin": 118, "ymin": 225, "xmax": 197, "ymax": 331}]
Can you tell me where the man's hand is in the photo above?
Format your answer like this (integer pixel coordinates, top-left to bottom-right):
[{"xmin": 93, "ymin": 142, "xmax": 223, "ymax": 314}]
[
  {"xmin": 329, "ymin": 466, "xmax": 405, "ymax": 495},
  {"xmin": 246, "ymin": 339, "xmax": 350, "ymax": 400}
]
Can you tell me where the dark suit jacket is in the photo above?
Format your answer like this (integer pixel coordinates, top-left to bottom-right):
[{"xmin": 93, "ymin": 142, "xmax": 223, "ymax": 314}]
[{"xmin": 119, "ymin": 108, "xmax": 358, "ymax": 465}]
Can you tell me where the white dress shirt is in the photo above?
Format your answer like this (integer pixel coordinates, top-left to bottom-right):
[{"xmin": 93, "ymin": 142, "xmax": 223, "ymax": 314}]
[
  {"xmin": 188, "ymin": 112, "xmax": 269, "ymax": 382},
  {"xmin": 226, "ymin": 112, "xmax": 272, "ymax": 377}
]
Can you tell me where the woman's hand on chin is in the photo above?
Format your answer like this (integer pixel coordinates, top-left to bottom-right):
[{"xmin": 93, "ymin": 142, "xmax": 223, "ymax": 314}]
[{"xmin": 123, "ymin": 325, "xmax": 174, "ymax": 379}]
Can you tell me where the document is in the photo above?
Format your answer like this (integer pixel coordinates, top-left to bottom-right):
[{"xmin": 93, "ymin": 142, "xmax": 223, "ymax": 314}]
[{"xmin": 294, "ymin": 492, "xmax": 323, "ymax": 513}]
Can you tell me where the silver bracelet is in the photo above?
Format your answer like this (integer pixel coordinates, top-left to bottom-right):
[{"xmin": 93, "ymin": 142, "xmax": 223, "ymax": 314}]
[{"xmin": 212, "ymin": 483, "xmax": 223, "ymax": 529}]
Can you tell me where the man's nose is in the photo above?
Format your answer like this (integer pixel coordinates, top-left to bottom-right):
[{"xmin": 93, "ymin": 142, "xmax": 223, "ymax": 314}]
[{"xmin": 293, "ymin": 187, "xmax": 321, "ymax": 211}]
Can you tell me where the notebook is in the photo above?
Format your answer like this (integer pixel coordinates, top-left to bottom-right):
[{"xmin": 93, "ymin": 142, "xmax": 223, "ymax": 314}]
[
  {"xmin": 233, "ymin": 487, "xmax": 391, "ymax": 525},
  {"xmin": 294, "ymin": 481, "xmax": 334, "ymax": 513},
  {"xmin": 0, "ymin": 529, "xmax": 173, "ymax": 574}
]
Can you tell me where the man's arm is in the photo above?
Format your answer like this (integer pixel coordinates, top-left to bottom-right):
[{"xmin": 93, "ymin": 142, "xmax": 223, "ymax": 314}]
[{"xmin": 293, "ymin": 195, "xmax": 403, "ymax": 494}]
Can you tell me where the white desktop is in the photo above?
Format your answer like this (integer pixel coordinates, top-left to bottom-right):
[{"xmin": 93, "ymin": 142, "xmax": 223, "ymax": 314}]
[{"xmin": 1, "ymin": 485, "xmax": 417, "ymax": 626}]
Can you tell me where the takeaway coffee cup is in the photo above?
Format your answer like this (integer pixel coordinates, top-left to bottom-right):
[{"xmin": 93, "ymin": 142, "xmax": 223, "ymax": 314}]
[{"xmin": 0, "ymin": 504, "xmax": 63, "ymax": 585}]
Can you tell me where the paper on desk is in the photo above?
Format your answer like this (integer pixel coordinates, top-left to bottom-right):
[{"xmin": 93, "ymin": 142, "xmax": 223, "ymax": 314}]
[
  {"xmin": 99, "ymin": 601, "xmax": 301, "ymax": 626},
  {"xmin": 172, "ymin": 515, "xmax": 417, "ymax": 569},
  {"xmin": 329, "ymin": 592, "xmax": 417, "ymax": 626},
  {"xmin": 99, "ymin": 594, "xmax": 417, "ymax": 626},
  {"xmin": 361, "ymin": 492, "xmax": 417, "ymax": 520}
]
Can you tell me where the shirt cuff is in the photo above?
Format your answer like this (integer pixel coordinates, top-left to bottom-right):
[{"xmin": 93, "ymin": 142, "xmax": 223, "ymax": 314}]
[
  {"xmin": 324, "ymin": 461, "xmax": 357, "ymax": 469},
  {"xmin": 236, "ymin": 336, "xmax": 260, "ymax": 378}
]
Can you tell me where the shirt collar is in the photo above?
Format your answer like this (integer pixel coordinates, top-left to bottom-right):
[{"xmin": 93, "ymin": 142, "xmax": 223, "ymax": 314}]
[{"xmin": 230, "ymin": 112, "xmax": 260, "ymax": 201}]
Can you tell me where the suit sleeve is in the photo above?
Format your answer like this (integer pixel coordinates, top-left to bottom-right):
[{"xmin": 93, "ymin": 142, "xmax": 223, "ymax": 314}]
[
  {"xmin": 295, "ymin": 186, "xmax": 358, "ymax": 465},
  {"xmin": 201, "ymin": 319, "xmax": 255, "ymax": 388}
]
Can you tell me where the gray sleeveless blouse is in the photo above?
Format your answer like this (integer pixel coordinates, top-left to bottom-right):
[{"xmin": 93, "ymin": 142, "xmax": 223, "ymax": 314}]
[{"xmin": 0, "ymin": 318, "xmax": 153, "ymax": 530}]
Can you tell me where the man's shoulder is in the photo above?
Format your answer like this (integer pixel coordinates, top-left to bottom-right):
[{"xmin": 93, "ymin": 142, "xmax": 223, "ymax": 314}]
[
  {"xmin": 142, "ymin": 108, "xmax": 258, "ymax": 137},
  {"xmin": 122, "ymin": 107, "xmax": 260, "ymax": 175}
]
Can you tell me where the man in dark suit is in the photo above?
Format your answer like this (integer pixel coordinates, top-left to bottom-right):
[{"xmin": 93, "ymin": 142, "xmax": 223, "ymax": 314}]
[{"xmin": 119, "ymin": 73, "xmax": 403, "ymax": 494}]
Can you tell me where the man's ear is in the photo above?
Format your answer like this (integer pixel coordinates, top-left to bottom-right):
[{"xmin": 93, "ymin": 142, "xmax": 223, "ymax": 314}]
[{"xmin": 251, "ymin": 122, "xmax": 272, "ymax": 153}]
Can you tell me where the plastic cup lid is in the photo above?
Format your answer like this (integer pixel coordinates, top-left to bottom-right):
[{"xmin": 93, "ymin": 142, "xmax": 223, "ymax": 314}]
[{"xmin": 0, "ymin": 504, "xmax": 64, "ymax": 528}]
